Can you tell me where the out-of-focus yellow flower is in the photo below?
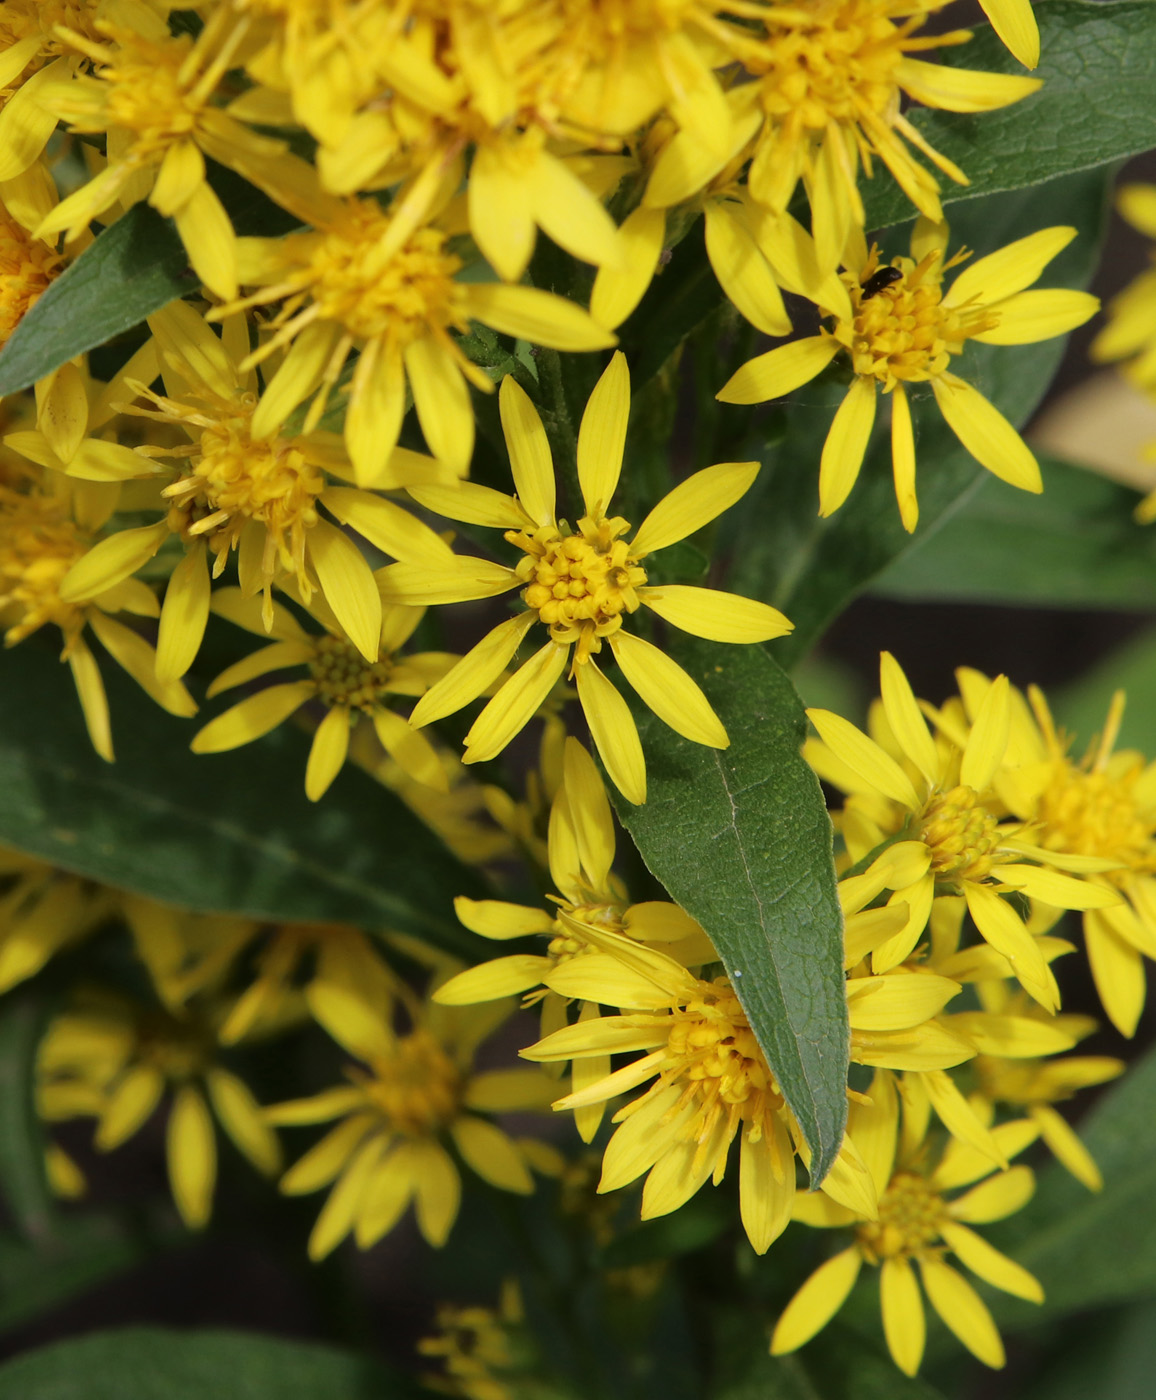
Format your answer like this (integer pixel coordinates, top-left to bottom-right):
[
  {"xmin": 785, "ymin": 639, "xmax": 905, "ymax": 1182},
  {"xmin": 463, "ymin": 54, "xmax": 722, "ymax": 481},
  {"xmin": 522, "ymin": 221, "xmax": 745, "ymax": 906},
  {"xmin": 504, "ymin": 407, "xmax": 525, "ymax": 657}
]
[
  {"xmin": 0, "ymin": 846, "xmax": 114, "ymax": 993},
  {"xmin": 380, "ymin": 353, "xmax": 792, "ymax": 803},
  {"xmin": 268, "ymin": 982, "xmax": 557, "ymax": 1258},
  {"xmin": 418, "ymin": 1280, "xmax": 531, "ymax": 1400},
  {"xmin": 771, "ymin": 1070, "xmax": 1042, "ymax": 1376},
  {"xmin": 719, "ymin": 220, "xmax": 1098, "ymax": 531},
  {"xmin": 192, "ymin": 586, "xmax": 456, "ymax": 802},
  {"xmin": 38, "ymin": 986, "xmax": 282, "ymax": 1229}
]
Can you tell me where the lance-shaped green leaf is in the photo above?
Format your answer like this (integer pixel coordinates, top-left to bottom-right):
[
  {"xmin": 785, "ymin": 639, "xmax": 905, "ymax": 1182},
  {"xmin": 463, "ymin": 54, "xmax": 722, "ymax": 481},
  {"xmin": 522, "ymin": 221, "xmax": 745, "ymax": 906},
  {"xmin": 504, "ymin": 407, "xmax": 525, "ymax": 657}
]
[
  {"xmin": 864, "ymin": 0, "xmax": 1156, "ymax": 230},
  {"xmin": 0, "ymin": 1328, "xmax": 422, "ymax": 1399},
  {"xmin": 614, "ymin": 639, "xmax": 847, "ymax": 1183},
  {"xmin": 0, "ymin": 990, "xmax": 53, "ymax": 1239},
  {"xmin": 0, "ymin": 641, "xmax": 487, "ymax": 957}
]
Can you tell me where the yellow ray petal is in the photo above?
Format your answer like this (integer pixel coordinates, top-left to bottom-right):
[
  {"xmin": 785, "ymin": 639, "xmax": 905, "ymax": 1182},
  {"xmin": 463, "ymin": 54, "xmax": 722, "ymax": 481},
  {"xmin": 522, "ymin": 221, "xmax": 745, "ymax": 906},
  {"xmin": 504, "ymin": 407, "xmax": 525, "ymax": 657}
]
[
  {"xmin": 919, "ymin": 1257, "xmax": 1005, "ymax": 1369},
  {"xmin": 322, "ymin": 488, "xmax": 454, "ymax": 566},
  {"xmin": 630, "ymin": 461, "xmax": 760, "ymax": 557},
  {"xmin": 469, "ymin": 144, "xmax": 535, "ymax": 282},
  {"xmin": 304, "ymin": 705, "xmax": 350, "ymax": 801},
  {"xmin": 716, "ymin": 336, "xmax": 838, "ymax": 405},
  {"xmin": 405, "ymin": 335, "xmax": 474, "ymax": 474},
  {"xmin": 932, "ymin": 375, "xmax": 1042, "ymax": 493},
  {"xmin": 498, "ymin": 375, "xmax": 555, "ymax": 527},
  {"xmin": 451, "ymin": 1115, "xmax": 534, "ymax": 1194},
  {"xmin": 464, "ymin": 642, "xmax": 569, "ymax": 763},
  {"xmin": 59, "ymin": 522, "xmax": 170, "ymax": 602},
  {"xmin": 67, "ymin": 643, "xmax": 112, "ymax": 762},
  {"xmin": 895, "ymin": 58, "xmax": 1041, "ymax": 113},
  {"xmin": 96, "ymin": 1065, "xmax": 165, "ymax": 1151},
  {"xmin": 462, "ymin": 284, "xmax": 617, "ymax": 353},
  {"xmin": 960, "ymin": 672, "xmax": 1010, "ymax": 790},
  {"xmin": 819, "ymin": 377, "xmax": 876, "ymax": 517},
  {"xmin": 638, "ymin": 585, "xmax": 792, "ymax": 643},
  {"xmin": 250, "ymin": 321, "xmax": 343, "ymax": 441},
  {"xmin": 945, "ymin": 227, "xmax": 1075, "ymax": 309},
  {"xmin": 305, "ymin": 518, "xmax": 381, "ymax": 663},
  {"xmin": 771, "ymin": 1247, "xmax": 862, "ymax": 1354},
  {"xmin": 971, "ymin": 289, "xmax": 1099, "ymax": 345},
  {"xmin": 609, "ymin": 631, "xmax": 727, "ymax": 749},
  {"xmin": 191, "ymin": 682, "xmax": 314, "ymax": 753},
  {"xmin": 347, "ymin": 339, "xmax": 406, "ymax": 488},
  {"xmin": 962, "ymin": 884, "xmax": 1053, "ymax": 1010},
  {"xmin": 1085, "ymin": 909, "xmax": 1145, "ymax": 1037},
  {"xmin": 881, "ymin": 1255, "xmax": 925, "ymax": 1377},
  {"xmin": 206, "ymin": 1068, "xmax": 281, "ymax": 1176},
  {"xmin": 806, "ymin": 709, "xmax": 920, "ymax": 809},
  {"xmin": 879, "ymin": 652, "xmax": 938, "ymax": 783},
  {"xmin": 406, "ymin": 481, "xmax": 527, "ymax": 531},
  {"xmin": 940, "ymin": 1222, "xmax": 1043, "ymax": 1302},
  {"xmin": 591, "ymin": 206, "xmax": 665, "ymax": 329},
  {"xmin": 376, "ymin": 558, "xmax": 519, "ymax": 607},
  {"xmin": 173, "ymin": 180, "xmax": 238, "ymax": 302},
  {"xmin": 167, "ymin": 1085, "xmax": 216, "ymax": 1229},
  {"xmin": 704, "ymin": 200, "xmax": 791, "ymax": 337},
  {"xmin": 575, "ymin": 659, "xmax": 646, "ymax": 805},
  {"xmin": 577, "ymin": 351, "xmax": 629, "ymax": 520},
  {"xmin": 890, "ymin": 382, "xmax": 918, "ymax": 532},
  {"xmin": 530, "ymin": 148, "xmax": 624, "ymax": 273},
  {"xmin": 156, "ymin": 543, "xmax": 211, "ymax": 683},
  {"xmin": 280, "ymin": 1114, "xmax": 376, "ymax": 1194},
  {"xmin": 410, "ymin": 612, "xmax": 537, "ymax": 728}
]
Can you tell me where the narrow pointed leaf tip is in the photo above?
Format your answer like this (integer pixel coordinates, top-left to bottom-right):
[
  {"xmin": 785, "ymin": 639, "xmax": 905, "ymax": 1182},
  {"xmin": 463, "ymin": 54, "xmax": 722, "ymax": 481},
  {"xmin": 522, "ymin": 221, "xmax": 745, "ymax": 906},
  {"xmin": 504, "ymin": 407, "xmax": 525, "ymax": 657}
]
[{"xmin": 613, "ymin": 640, "xmax": 848, "ymax": 1183}]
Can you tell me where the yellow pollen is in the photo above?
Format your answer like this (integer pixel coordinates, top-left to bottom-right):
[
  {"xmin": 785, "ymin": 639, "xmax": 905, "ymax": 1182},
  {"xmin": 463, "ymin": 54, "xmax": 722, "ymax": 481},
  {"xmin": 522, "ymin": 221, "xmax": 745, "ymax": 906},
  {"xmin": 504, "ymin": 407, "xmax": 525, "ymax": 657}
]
[
  {"xmin": 830, "ymin": 248, "xmax": 996, "ymax": 392},
  {"xmin": 300, "ymin": 206, "xmax": 465, "ymax": 345},
  {"xmin": 1036, "ymin": 763, "xmax": 1156, "ymax": 875},
  {"xmin": 511, "ymin": 515, "xmax": 646, "ymax": 660},
  {"xmin": 0, "ymin": 214, "xmax": 62, "ymax": 344},
  {"xmin": 919, "ymin": 784, "xmax": 1002, "ymax": 881},
  {"xmin": 0, "ymin": 476, "xmax": 89, "ymax": 646},
  {"xmin": 858, "ymin": 1170, "xmax": 946, "ymax": 1260},
  {"xmin": 308, "ymin": 635, "xmax": 394, "ymax": 711},
  {"xmin": 358, "ymin": 1029, "xmax": 462, "ymax": 1137},
  {"xmin": 162, "ymin": 415, "xmax": 323, "ymax": 588}
]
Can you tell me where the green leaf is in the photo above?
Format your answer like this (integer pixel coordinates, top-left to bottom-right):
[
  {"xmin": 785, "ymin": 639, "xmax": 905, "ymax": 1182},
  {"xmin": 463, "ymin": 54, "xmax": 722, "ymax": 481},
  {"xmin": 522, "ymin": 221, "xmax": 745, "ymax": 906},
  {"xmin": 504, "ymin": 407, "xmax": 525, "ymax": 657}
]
[
  {"xmin": 600, "ymin": 1190, "xmax": 733, "ymax": 1268},
  {"xmin": 989, "ymin": 1039, "xmax": 1156, "ymax": 1327},
  {"xmin": 1025, "ymin": 1297, "xmax": 1156, "ymax": 1400},
  {"xmin": 0, "ymin": 205, "xmax": 187, "ymax": 398},
  {"xmin": 0, "ymin": 641, "xmax": 487, "ymax": 958},
  {"xmin": 725, "ymin": 165, "xmax": 1112, "ymax": 667},
  {"xmin": 0, "ymin": 990, "xmax": 53, "ymax": 1239},
  {"xmin": 0, "ymin": 1327, "xmax": 418, "ymax": 1398},
  {"xmin": 863, "ymin": 0, "xmax": 1156, "ymax": 230},
  {"xmin": 614, "ymin": 640, "xmax": 847, "ymax": 1183},
  {"xmin": 871, "ymin": 455, "xmax": 1156, "ymax": 610}
]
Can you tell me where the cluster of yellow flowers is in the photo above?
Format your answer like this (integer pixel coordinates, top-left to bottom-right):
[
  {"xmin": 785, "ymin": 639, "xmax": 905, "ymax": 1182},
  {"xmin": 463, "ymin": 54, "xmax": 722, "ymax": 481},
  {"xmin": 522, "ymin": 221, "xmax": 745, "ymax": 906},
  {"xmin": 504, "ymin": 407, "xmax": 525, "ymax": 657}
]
[
  {"xmin": 17, "ymin": 676, "xmax": 1156, "ymax": 1379},
  {"xmin": 0, "ymin": 0, "xmax": 1101, "ymax": 808}
]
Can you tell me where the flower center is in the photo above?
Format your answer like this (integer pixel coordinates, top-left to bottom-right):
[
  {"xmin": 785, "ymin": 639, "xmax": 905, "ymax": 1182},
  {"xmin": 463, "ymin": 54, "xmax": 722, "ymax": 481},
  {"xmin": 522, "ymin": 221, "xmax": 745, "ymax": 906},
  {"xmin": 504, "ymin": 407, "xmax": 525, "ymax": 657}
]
[
  {"xmin": 858, "ymin": 1170, "xmax": 945, "ymax": 1259},
  {"xmin": 302, "ymin": 206, "xmax": 465, "ymax": 345},
  {"xmin": 919, "ymin": 784, "xmax": 1002, "ymax": 881},
  {"xmin": 360, "ymin": 1029, "xmax": 462, "ymax": 1136},
  {"xmin": 95, "ymin": 29, "xmax": 210, "ymax": 158},
  {"xmin": 0, "ymin": 477, "xmax": 89, "ymax": 646},
  {"xmin": 308, "ymin": 635, "xmax": 395, "ymax": 711},
  {"xmin": 139, "ymin": 1014, "xmax": 211, "ymax": 1082},
  {"xmin": 745, "ymin": 0, "xmax": 910, "ymax": 128},
  {"xmin": 162, "ymin": 416, "xmax": 324, "ymax": 587},
  {"xmin": 1036, "ymin": 763, "xmax": 1156, "ymax": 873},
  {"xmin": 0, "ymin": 223, "xmax": 61, "ymax": 346},
  {"xmin": 511, "ymin": 516, "xmax": 646, "ymax": 659}
]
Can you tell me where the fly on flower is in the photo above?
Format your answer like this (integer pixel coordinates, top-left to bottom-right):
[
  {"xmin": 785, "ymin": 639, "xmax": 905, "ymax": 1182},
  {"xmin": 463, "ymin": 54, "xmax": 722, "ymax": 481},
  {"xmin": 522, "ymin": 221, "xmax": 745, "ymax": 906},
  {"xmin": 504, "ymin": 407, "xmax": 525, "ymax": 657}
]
[{"xmin": 378, "ymin": 352, "xmax": 793, "ymax": 804}]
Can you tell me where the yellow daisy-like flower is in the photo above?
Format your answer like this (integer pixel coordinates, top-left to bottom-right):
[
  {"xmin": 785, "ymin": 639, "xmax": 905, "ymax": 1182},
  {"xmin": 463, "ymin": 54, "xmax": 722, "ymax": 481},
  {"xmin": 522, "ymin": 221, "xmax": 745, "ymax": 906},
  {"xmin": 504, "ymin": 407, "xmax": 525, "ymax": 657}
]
[
  {"xmin": 958, "ymin": 672, "xmax": 1156, "ymax": 1037},
  {"xmin": 806, "ymin": 653, "xmax": 1122, "ymax": 1009},
  {"xmin": 0, "ymin": 846, "xmax": 113, "ymax": 993},
  {"xmin": 191, "ymin": 585, "xmax": 455, "ymax": 802},
  {"xmin": 0, "ymin": 461, "xmax": 195, "ymax": 760},
  {"xmin": 57, "ymin": 301, "xmax": 452, "ymax": 679},
  {"xmin": 212, "ymin": 194, "xmax": 615, "ymax": 486},
  {"xmin": 719, "ymin": 219, "xmax": 1098, "ymax": 531},
  {"xmin": 435, "ymin": 738, "xmax": 714, "ymax": 1138},
  {"xmin": 645, "ymin": 0, "xmax": 1040, "ymax": 272},
  {"xmin": 418, "ymin": 1279, "xmax": 530, "ymax": 1400},
  {"xmin": 380, "ymin": 352, "xmax": 793, "ymax": 804},
  {"xmin": 38, "ymin": 986, "xmax": 282, "ymax": 1230},
  {"xmin": 34, "ymin": 7, "xmax": 321, "ymax": 299},
  {"xmin": 267, "ymin": 982, "xmax": 557, "ymax": 1258},
  {"xmin": 771, "ymin": 1070, "xmax": 1042, "ymax": 1376},
  {"xmin": 521, "ymin": 923, "xmax": 894, "ymax": 1255}
]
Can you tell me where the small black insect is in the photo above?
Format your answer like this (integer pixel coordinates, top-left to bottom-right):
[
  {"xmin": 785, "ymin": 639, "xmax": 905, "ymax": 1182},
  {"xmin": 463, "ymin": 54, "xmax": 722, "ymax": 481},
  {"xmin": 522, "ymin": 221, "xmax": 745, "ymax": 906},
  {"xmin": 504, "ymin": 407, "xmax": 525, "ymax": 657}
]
[{"xmin": 860, "ymin": 265, "xmax": 903, "ymax": 300}]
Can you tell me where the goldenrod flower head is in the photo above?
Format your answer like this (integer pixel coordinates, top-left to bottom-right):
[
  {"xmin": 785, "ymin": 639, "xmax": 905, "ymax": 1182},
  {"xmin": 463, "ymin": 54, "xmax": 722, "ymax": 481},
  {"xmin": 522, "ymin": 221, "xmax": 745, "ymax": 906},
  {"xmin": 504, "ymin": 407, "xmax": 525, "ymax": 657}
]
[
  {"xmin": 383, "ymin": 353, "xmax": 792, "ymax": 803},
  {"xmin": 0, "ymin": 846, "xmax": 112, "ymax": 993},
  {"xmin": 772, "ymin": 1070, "xmax": 1042, "ymax": 1376},
  {"xmin": 34, "ymin": 7, "xmax": 317, "ymax": 299},
  {"xmin": 269, "ymin": 983, "xmax": 556, "ymax": 1258},
  {"xmin": 957, "ymin": 673, "xmax": 1156, "ymax": 1038},
  {"xmin": 191, "ymin": 585, "xmax": 454, "ymax": 802},
  {"xmin": 719, "ymin": 219, "xmax": 1099, "ymax": 531},
  {"xmin": 216, "ymin": 194, "xmax": 615, "ymax": 485},
  {"xmin": 0, "ymin": 200, "xmax": 64, "ymax": 345},
  {"xmin": 38, "ymin": 986, "xmax": 282, "ymax": 1229},
  {"xmin": 0, "ymin": 462, "xmax": 195, "ymax": 759},
  {"xmin": 521, "ymin": 926, "xmax": 879, "ymax": 1253},
  {"xmin": 418, "ymin": 1280, "xmax": 529, "ymax": 1400},
  {"xmin": 57, "ymin": 303, "xmax": 451, "ymax": 680},
  {"xmin": 809, "ymin": 653, "xmax": 1123, "ymax": 1009}
]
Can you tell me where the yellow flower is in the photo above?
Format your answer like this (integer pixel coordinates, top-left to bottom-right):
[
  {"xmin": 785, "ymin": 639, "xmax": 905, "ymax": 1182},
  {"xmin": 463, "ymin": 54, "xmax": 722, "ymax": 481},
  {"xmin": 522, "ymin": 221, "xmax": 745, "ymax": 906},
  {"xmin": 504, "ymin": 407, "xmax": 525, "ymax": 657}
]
[
  {"xmin": 771, "ymin": 1070, "xmax": 1042, "ymax": 1376},
  {"xmin": 0, "ymin": 179, "xmax": 66, "ymax": 346},
  {"xmin": 57, "ymin": 301, "xmax": 452, "ymax": 679},
  {"xmin": 192, "ymin": 586, "xmax": 455, "ymax": 802},
  {"xmin": 38, "ymin": 985, "xmax": 282, "ymax": 1229},
  {"xmin": 807, "ymin": 653, "xmax": 1122, "ymax": 1008},
  {"xmin": 958, "ymin": 673, "xmax": 1156, "ymax": 1037},
  {"xmin": 645, "ymin": 0, "xmax": 1040, "ymax": 272},
  {"xmin": 720, "ymin": 219, "xmax": 1099, "ymax": 530},
  {"xmin": 267, "ymin": 982, "xmax": 557, "ymax": 1258},
  {"xmin": 380, "ymin": 352, "xmax": 793, "ymax": 803},
  {"xmin": 521, "ymin": 925, "xmax": 883, "ymax": 1255},
  {"xmin": 212, "ymin": 195, "xmax": 615, "ymax": 486},
  {"xmin": 0, "ymin": 845, "xmax": 113, "ymax": 993},
  {"xmin": 34, "ymin": 7, "xmax": 322, "ymax": 299},
  {"xmin": 0, "ymin": 461, "xmax": 196, "ymax": 760},
  {"xmin": 435, "ymin": 737, "xmax": 714, "ymax": 1138}
]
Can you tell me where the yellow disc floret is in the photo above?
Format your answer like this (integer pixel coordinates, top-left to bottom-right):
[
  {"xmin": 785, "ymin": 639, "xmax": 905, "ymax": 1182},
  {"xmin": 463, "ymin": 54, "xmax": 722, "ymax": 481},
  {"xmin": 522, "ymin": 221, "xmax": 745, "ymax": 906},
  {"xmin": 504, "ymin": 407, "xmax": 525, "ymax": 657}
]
[
  {"xmin": 0, "ymin": 212, "xmax": 62, "ymax": 344},
  {"xmin": 308, "ymin": 636, "xmax": 395, "ymax": 712},
  {"xmin": 357, "ymin": 1029, "xmax": 462, "ymax": 1137},
  {"xmin": 858, "ymin": 1170, "xmax": 946, "ymax": 1260},
  {"xmin": 0, "ymin": 474, "xmax": 90, "ymax": 646},
  {"xmin": 919, "ymin": 784, "xmax": 1003, "ymax": 881}
]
